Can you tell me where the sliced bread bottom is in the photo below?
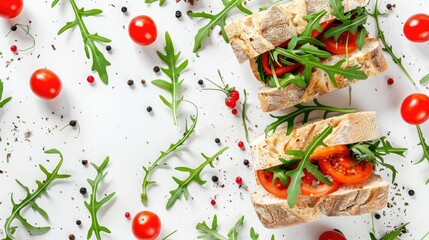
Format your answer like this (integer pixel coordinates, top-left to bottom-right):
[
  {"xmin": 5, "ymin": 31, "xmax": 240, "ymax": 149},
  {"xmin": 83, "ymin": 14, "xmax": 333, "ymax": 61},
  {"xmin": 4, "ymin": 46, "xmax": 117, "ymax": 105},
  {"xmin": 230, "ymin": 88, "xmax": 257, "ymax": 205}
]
[{"xmin": 251, "ymin": 174, "xmax": 389, "ymax": 228}]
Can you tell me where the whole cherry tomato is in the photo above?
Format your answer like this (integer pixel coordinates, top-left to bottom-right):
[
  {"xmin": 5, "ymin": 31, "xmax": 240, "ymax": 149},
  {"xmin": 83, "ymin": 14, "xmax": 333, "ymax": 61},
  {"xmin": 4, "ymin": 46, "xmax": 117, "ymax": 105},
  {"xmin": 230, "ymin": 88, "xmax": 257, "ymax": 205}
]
[
  {"xmin": 30, "ymin": 69, "xmax": 62, "ymax": 100},
  {"xmin": 403, "ymin": 14, "xmax": 429, "ymax": 43},
  {"xmin": 128, "ymin": 15, "xmax": 157, "ymax": 46},
  {"xmin": 0, "ymin": 0, "xmax": 23, "ymax": 19},
  {"xmin": 319, "ymin": 230, "xmax": 347, "ymax": 240},
  {"xmin": 401, "ymin": 93, "xmax": 429, "ymax": 125},
  {"xmin": 131, "ymin": 211, "xmax": 161, "ymax": 240}
]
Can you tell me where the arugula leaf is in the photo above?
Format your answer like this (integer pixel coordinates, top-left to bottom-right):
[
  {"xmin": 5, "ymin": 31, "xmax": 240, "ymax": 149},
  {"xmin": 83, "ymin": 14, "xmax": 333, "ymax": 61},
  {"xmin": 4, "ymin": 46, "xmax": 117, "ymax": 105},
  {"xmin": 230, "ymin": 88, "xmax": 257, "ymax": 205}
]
[
  {"xmin": 267, "ymin": 73, "xmax": 306, "ymax": 88},
  {"xmin": 152, "ymin": 32, "xmax": 188, "ymax": 125},
  {"xmin": 323, "ymin": 13, "xmax": 368, "ymax": 41},
  {"xmin": 162, "ymin": 230, "xmax": 178, "ymax": 240},
  {"xmin": 241, "ymin": 89, "xmax": 250, "ymax": 143},
  {"xmin": 264, "ymin": 99, "xmax": 357, "ymax": 137},
  {"xmin": 52, "ymin": 0, "xmax": 111, "ymax": 84},
  {"xmin": 284, "ymin": 126, "xmax": 333, "ymax": 208},
  {"xmin": 250, "ymin": 228, "xmax": 259, "ymax": 240},
  {"xmin": 85, "ymin": 157, "xmax": 116, "ymax": 240},
  {"xmin": 145, "ymin": 0, "xmax": 166, "ymax": 6},
  {"xmin": 0, "ymin": 80, "xmax": 12, "ymax": 108},
  {"xmin": 196, "ymin": 215, "xmax": 244, "ymax": 240},
  {"xmin": 301, "ymin": 10, "xmax": 327, "ymax": 37},
  {"xmin": 141, "ymin": 102, "xmax": 198, "ymax": 205},
  {"xmin": 414, "ymin": 125, "xmax": 429, "ymax": 184},
  {"xmin": 2, "ymin": 149, "xmax": 70, "ymax": 240},
  {"xmin": 188, "ymin": 0, "xmax": 252, "ymax": 52},
  {"xmin": 166, "ymin": 147, "xmax": 228, "ymax": 209},
  {"xmin": 367, "ymin": 0, "xmax": 416, "ymax": 85},
  {"xmin": 349, "ymin": 137, "xmax": 407, "ymax": 183},
  {"xmin": 329, "ymin": 0, "xmax": 351, "ymax": 21},
  {"xmin": 420, "ymin": 73, "xmax": 429, "ymax": 85}
]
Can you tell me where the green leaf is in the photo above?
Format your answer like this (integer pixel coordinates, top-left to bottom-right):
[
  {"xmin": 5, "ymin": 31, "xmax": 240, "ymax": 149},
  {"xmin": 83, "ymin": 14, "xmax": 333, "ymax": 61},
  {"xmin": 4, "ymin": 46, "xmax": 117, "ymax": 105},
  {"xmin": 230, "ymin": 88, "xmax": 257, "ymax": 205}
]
[
  {"xmin": 264, "ymin": 99, "xmax": 357, "ymax": 137},
  {"xmin": 2, "ymin": 149, "xmax": 70, "ymax": 240},
  {"xmin": 152, "ymin": 32, "xmax": 188, "ymax": 125},
  {"xmin": 166, "ymin": 147, "xmax": 229, "ymax": 209},
  {"xmin": 241, "ymin": 89, "xmax": 250, "ymax": 143},
  {"xmin": 301, "ymin": 10, "xmax": 327, "ymax": 37},
  {"xmin": 141, "ymin": 102, "xmax": 198, "ymax": 205},
  {"xmin": 250, "ymin": 227, "xmax": 259, "ymax": 240},
  {"xmin": 196, "ymin": 215, "xmax": 244, "ymax": 240},
  {"xmin": 286, "ymin": 126, "xmax": 333, "ymax": 208},
  {"xmin": 188, "ymin": 0, "xmax": 251, "ymax": 52},
  {"xmin": 226, "ymin": 215, "xmax": 244, "ymax": 240},
  {"xmin": 323, "ymin": 13, "xmax": 368, "ymax": 41},
  {"xmin": 329, "ymin": 0, "xmax": 351, "ymax": 21},
  {"xmin": 356, "ymin": 27, "xmax": 367, "ymax": 50},
  {"xmin": 267, "ymin": 73, "xmax": 307, "ymax": 88},
  {"xmin": 53, "ymin": 0, "xmax": 111, "ymax": 84},
  {"xmin": 145, "ymin": 0, "xmax": 166, "ymax": 6},
  {"xmin": 415, "ymin": 125, "xmax": 429, "ymax": 180},
  {"xmin": 420, "ymin": 73, "xmax": 429, "ymax": 85},
  {"xmin": 85, "ymin": 157, "xmax": 115, "ymax": 240},
  {"xmin": 379, "ymin": 223, "xmax": 409, "ymax": 240},
  {"xmin": 0, "ymin": 80, "xmax": 12, "ymax": 108}
]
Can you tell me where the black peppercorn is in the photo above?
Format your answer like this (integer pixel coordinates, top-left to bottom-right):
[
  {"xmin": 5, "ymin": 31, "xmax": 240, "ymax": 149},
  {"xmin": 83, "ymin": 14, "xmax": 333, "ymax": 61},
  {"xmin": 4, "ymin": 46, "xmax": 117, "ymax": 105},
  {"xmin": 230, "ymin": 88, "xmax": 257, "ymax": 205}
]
[
  {"xmin": 386, "ymin": 3, "xmax": 392, "ymax": 9},
  {"xmin": 121, "ymin": 6, "xmax": 127, "ymax": 13},
  {"xmin": 79, "ymin": 187, "xmax": 87, "ymax": 195},
  {"xmin": 76, "ymin": 220, "xmax": 81, "ymax": 226},
  {"xmin": 374, "ymin": 213, "xmax": 381, "ymax": 219},
  {"xmin": 69, "ymin": 234, "xmax": 76, "ymax": 240},
  {"xmin": 215, "ymin": 138, "xmax": 220, "ymax": 143},
  {"xmin": 106, "ymin": 45, "xmax": 112, "ymax": 51},
  {"xmin": 175, "ymin": 10, "xmax": 182, "ymax": 18},
  {"xmin": 69, "ymin": 120, "xmax": 77, "ymax": 127},
  {"xmin": 198, "ymin": 79, "xmax": 204, "ymax": 85},
  {"xmin": 146, "ymin": 106, "xmax": 153, "ymax": 112},
  {"xmin": 408, "ymin": 189, "xmax": 415, "ymax": 196},
  {"xmin": 243, "ymin": 159, "xmax": 249, "ymax": 165},
  {"xmin": 81, "ymin": 160, "xmax": 88, "ymax": 166},
  {"xmin": 127, "ymin": 79, "xmax": 134, "ymax": 86},
  {"xmin": 153, "ymin": 66, "xmax": 160, "ymax": 73},
  {"xmin": 211, "ymin": 176, "xmax": 219, "ymax": 182},
  {"xmin": 11, "ymin": 25, "xmax": 17, "ymax": 31}
]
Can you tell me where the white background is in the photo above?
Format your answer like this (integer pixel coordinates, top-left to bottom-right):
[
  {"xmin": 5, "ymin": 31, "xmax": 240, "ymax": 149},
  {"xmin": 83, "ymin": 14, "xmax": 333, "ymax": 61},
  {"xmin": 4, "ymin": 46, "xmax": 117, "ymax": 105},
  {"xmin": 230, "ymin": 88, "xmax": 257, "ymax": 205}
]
[{"xmin": 0, "ymin": 0, "xmax": 429, "ymax": 239}]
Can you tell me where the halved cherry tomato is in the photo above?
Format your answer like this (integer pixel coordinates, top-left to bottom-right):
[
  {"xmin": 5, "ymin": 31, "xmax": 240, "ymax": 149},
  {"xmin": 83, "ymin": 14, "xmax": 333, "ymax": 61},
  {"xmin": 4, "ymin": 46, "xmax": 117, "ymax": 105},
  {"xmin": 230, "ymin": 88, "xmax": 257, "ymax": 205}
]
[
  {"xmin": 403, "ymin": 14, "xmax": 429, "ymax": 43},
  {"xmin": 0, "ymin": 0, "xmax": 23, "ymax": 19},
  {"xmin": 319, "ymin": 156, "xmax": 373, "ymax": 184},
  {"xmin": 257, "ymin": 170, "xmax": 290, "ymax": 199},
  {"xmin": 400, "ymin": 93, "xmax": 429, "ymax": 125},
  {"xmin": 310, "ymin": 145, "xmax": 350, "ymax": 162},
  {"xmin": 132, "ymin": 211, "xmax": 161, "ymax": 240},
  {"xmin": 319, "ymin": 230, "xmax": 347, "ymax": 240},
  {"xmin": 319, "ymin": 28, "xmax": 359, "ymax": 55},
  {"xmin": 301, "ymin": 170, "xmax": 340, "ymax": 197}
]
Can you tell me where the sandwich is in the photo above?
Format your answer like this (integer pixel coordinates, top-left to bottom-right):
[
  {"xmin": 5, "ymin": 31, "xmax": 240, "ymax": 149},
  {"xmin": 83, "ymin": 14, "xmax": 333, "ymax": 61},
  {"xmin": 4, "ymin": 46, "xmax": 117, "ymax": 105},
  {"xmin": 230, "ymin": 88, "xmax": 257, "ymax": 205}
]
[
  {"xmin": 225, "ymin": 0, "xmax": 387, "ymax": 112},
  {"xmin": 250, "ymin": 112, "xmax": 405, "ymax": 228}
]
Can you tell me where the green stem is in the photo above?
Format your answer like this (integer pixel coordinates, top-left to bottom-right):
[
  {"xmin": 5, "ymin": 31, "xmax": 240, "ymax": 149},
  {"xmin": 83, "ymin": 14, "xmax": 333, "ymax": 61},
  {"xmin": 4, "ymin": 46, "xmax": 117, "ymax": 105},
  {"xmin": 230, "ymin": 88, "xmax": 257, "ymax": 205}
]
[
  {"xmin": 89, "ymin": 168, "xmax": 103, "ymax": 240},
  {"xmin": 416, "ymin": 125, "xmax": 429, "ymax": 164}
]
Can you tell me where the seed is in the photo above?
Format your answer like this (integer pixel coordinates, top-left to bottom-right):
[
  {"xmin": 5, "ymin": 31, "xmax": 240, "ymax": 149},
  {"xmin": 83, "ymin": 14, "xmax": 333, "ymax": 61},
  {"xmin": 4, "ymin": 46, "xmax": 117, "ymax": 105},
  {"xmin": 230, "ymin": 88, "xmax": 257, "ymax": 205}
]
[
  {"xmin": 127, "ymin": 79, "xmax": 134, "ymax": 86},
  {"xmin": 10, "ymin": 45, "xmax": 17, "ymax": 52},
  {"xmin": 175, "ymin": 10, "xmax": 182, "ymax": 18},
  {"xmin": 106, "ymin": 45, "xmax": 112, "ymax": 51},
  {"xmin": 69, "ymin": 234, "xmax": 76, "ymax": 240},
  {"xmin": 374, "ymin": 213, "xmax": 381, "ymax": 219},
  {"xmin": 198, "ymin": 79, "xmax": 204, "ymax": 85},
  {"xmin": 146, "ymin": 106, "xmax": 153, "ymax": 112},
  {"xmin": 81, "ymin": 160, "xmax": 88, "ymax": 166},
  {"xmin": 87, "ymin": 75, "xmax": 95, "ymax": 83},
  {"xmin": 235, "ymin": 176, "xmax": 243, "ymax": 185},
  {"xmin": 121, "ymin": 6, "xmax": 127, "ymax": 13},
  {"xmin": 215, "ymin": 138, "xmax": 220, "ymax": 144},
  {"xmin": 153, "ymin": 66, "xmax": 160, "ymax": 73},
  {"xmin": 243, "ymin": 159, "xmax": 249, "ymax": 165},
  {"xmin": 76, "ymin": 220, "xmax": 81, "ymax": 226},
  {"xmin": 69, "ymin": 120, "xmax": 77, "ymax": 127},
  {"xmin": 210, "ymin": 199, "xmax": 216, "ymax": 206},
  {"xmin": 125, "ymin": 212, "xmax": 131, "ymax": 219},
  {"xmin": 79, "ymin": 187, "xmax": 87, "ymax": 195},
  {"xmin": 408, "ymin": 189, "xmax": 415, "ymax": 196},
  {"xmin": 231, "ymin": 109, "xmax": 238, "ymax": 115},
  {"xmin": 211, "ymin": 176, "xmax": 219, "ymax": 182},
  {"xmin": 237, "ymin": 141, "xmax": 244, "ymax": 148},
  {"xmin": 11, "ymin": 25, "xmax": 17, "ymax": 31}
]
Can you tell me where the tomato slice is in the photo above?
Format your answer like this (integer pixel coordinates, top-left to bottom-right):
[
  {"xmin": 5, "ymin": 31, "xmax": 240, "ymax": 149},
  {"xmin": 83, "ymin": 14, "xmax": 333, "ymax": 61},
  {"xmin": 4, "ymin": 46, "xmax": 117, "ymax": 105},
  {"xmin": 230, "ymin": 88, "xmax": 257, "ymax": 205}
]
[
  {"xmin": 301, "ymin": 170, "xmax": 341, "ymax": 197},
  {"xmin": 319, "ymin": 29, "xmax": 359, "ymax": 55},
  {"xmin": 319, "ymin": 156, "xmax": 373, "ymax": 184},
  {"xmin": 261, "ymin": 52, "xmax": 300, "ymax": 76},
  {"xmin": 311, "ymin": 19, "xmax": 336, "ymax": 38},
  {"xmin": 257, "ymin": 170, "xmax": 289, "ymax": 199},
  {"xmin": 310, "ymin": 145, "xmax": 350, "ymax": 162}
]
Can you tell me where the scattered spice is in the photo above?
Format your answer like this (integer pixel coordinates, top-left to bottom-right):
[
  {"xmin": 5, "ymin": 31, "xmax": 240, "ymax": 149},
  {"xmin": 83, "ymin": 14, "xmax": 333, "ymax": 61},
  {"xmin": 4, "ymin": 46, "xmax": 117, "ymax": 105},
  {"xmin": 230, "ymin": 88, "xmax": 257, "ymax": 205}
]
[
  {"xmin": 211, "ymin": 176, "xmax": 219, "ymax": 182},
  {"xmin": 121, "ymin": 6, "xmax": 127, "ymax": 13},
  {"xmin": 127, "ymin": 79, "xmax": 134, "ymax": 86},
  {"xmin": 146, "ymin": 106, "xmax": 153, "ymax": 112},
  {"xmin": 82, "ymin": 160, "xmax": 88, "ymax": 166},
  {"xmin": 80, "ymin": 187, "xmax": 87, "ymax": 195},
  {"xmin": 11, "ymin": 25, "xmax": 17, "ymax": 31},
  {"xmin": 76, "ymin": 220, "xmax": 81, "ymax": 226},
  {"xmin": 235, "ymin": 176, "xmax": 243, "ymax": 185},
  {"xmin": 69, "ymin": 120, "xmax": 77, "ymax": 127},
  {"xmin": 237, "ymin": 141, "xmax": 244, "ymax": 149},
  {"xmin": 10, "ymin": 45, "xmax": 17, "ymax": 52},
  {"xmin": 175, "ymin": 10, "xmax": 182, "ymax": 18},
  {"xmin": 375, "ymin": 213, "xmax": 381, "ymax": 219},
  {"xmin": 198, "ymin": 79, "xmax": 204, "ymax": 85},
  {"xmin": 87, "ymin": 75, "xmax": 95, "ymax": 83},
  {"xmin": 231, "ymin": 109, "xmax": 238, "ymax": 115},
  {"xmin": 210, "ymin": 199, "xmax": 216, "ymax": 206},
  {"xmin": 140, "ymin": 79, "xmax": 146, "ymax": 85},
  {"xmin": 215, "ymin": 138, "xmax": 220, "ymax": 144},
  {"xmin": 243, "ymin": 159, "xmax": 249, "ymax": 166},
  {"xmin": 69, "ymin": 234, "xmax": 76, "ymax": 240},
  {"xmin": 153, "ymin": 66, "xmax": 160, "ymax": 73},
  {"xmin": 106, "ymin": 45, "xmax": 112, "ymax": 51},
  {"xmin": 408, "ymin": 189, "xmax": 415, "ymax": 196},
  {"xmin": 125, "ymin": 212, "xmax": 131, "ymax": 219},
  {"xmin": 387, "ymin": 77, "xmax": 394, "ymax": 85}
]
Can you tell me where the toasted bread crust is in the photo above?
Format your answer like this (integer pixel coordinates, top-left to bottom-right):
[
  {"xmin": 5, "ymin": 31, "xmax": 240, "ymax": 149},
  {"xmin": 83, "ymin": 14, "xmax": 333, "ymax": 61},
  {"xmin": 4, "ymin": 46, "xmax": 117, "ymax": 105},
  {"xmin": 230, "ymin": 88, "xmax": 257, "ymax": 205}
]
[
  {"xmin": 252, "ymin": 174, "xmax": 389, "ymax": 228},
  {"xmin": 226, "ymin": 0, "xmax": 369, "ymax": 63},
  {"xmin": 255, "ymin": 38, "xmax": 387, "ymax": 112},
  {"xmin": 251, "ymin": 112, "xmax": 380, "ymax": 171}
]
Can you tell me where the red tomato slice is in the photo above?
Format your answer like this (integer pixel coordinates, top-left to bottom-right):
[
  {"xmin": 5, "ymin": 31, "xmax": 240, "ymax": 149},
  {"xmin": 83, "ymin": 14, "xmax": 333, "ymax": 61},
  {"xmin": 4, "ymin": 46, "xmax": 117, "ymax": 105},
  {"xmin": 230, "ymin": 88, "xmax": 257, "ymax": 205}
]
[
  {"xmin": 261, "ymin": 52, "xmax": 300, "ymax": 76},
  {"xmin": 319, "ymin": 29, "xmax": 359, "ymax": 55},
  {"xmin": 319, "ymin": 230, "xmax": 347, "ymax": 240},
  {"xmin": 310, "ymin": 145, "xmax": 350, "ymax": 162},
  {"xmin": 312, "ymin": 19, "xmax": 336, "ymax": 38},
  {"xmin": 319, "ymin": 156, "xmax": 373, "ymax": 184},
  {"xmin": 301, "ymin": 170, "xmax": 341, "ymax": 197},
  {"xmin": 257, "ymin": 170, "xmax": 290, "ymax": 199}
]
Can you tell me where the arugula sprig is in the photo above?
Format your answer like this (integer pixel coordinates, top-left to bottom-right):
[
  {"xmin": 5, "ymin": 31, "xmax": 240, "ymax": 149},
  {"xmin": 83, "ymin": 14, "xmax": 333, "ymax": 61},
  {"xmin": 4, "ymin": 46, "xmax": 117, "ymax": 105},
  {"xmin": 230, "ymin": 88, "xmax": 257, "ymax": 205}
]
[
  {"xmin": 415, "ymin": 125, "xmax": 429, "ymax": 184},
  {"xmin": 52, "ymin": 0, "xmax": 111, "ymax": 84},
  {"xmin": 196, "ymin": 215, "xmax": 244, "ymax": 240},
  {"xmin": 188, "ymin": 0, "xmax": 252, "ymax": 52},
  {"xmin": 250, "ymin": 227, "xmax": 275, "ymax": 240},
  {"xmin": 264, "ymin": 99, "xmax": 357, "ymax": 137},
  {"xmin": 85, "ymin": 157, "xmax": 115, "ymax": 240},
  {"xmin": 145, "ymin": 0, "xmax": 165, "ymax": 6},
  {"xmin": 141, "ymin": 102, "xmax": 198, "ymax": 205},
  {"xmin": 0, "ymin": 80, "xmax": 12, "ymax": 108},
  {"xmin": 370, "ymin": 214, "xmax": 409, "ymax": 240},
  {"xmin": 241, "ymin": 89, "xmax": 250, "ymax": 143},
  {"xmin": 367, "ymin": 0, "xmax": 416, "ymax": 85},
  {"xmin": 152, "ymin": 32, "xmax": 188, "ymax": 125},
  {"xmin": 350, "ymin": 137, "xmax": 407, "ymax": 183},
  {"xmin": 2, "ymin": 149, "xmax": 70, "ymax": 240},
  {"xmin": 166, "ymin": 147, "xmax": 229, "ymax": 209}
]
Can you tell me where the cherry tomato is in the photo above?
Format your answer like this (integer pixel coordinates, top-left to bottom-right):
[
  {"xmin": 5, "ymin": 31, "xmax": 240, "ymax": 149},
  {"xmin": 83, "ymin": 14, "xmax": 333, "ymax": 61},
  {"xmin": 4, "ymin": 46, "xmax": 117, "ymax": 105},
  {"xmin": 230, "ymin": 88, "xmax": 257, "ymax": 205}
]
[
  {"xmin": 132, "ymin": 211, "xmax": 161, "ymax": 240},
  {"xmin": 403, "ymin": 14, "xmax": 429, "ymax": 43},
  {"xmin": 128, "ymin": 15, "xmax": 157, "ymax": 46},
  {"xmin": 301, "ymin": 170, "xmax": 341, "ymax": 197},
  {"xmin": 319, "ymin": 155, "xmax": 373, "ymax": 184},
  {"xmin": 30, "ymin": 69, "xmax": 62, "ymax": 100},
  {"xmin": 229, "ymin": 90, "xmax": 240, "ymax": 101},
  {"xmin": 401, "ymin": 93, "xmax": 429, "ymax": 125},
  {"xmin": 0, "ymin": 0, "xmax": 23, "ymax": 19},
  {"xmin": 225, "ymin": 97, "xmax": 236, "ymax": 108},
  {"xmin": 319, "ymin": 230, "xmax": 347, "ymax": 240},
  {"xmin": 257, "ymin": 170, "xmax": 290, "ymax": 199}
]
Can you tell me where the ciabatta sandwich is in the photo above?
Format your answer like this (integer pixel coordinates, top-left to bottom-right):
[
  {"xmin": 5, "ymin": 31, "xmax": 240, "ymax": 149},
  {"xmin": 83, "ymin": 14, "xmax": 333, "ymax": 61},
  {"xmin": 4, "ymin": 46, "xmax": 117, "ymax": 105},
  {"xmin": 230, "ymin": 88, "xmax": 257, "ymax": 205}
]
[{"xmin": 225, "ymin": 0, "xmax": 387, "ymax": 112}]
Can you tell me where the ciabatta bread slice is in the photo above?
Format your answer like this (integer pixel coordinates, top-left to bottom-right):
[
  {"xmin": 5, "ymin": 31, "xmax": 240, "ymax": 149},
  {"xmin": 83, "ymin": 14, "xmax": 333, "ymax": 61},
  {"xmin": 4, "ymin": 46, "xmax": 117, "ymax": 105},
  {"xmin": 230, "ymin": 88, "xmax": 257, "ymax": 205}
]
[
  {"xmin": 225, "ymin": 0, "xmax": 370, "ymax": 63},
  {"xmin": 251, "ymin": 38, "xmax": 387, "ymax": 112},
  {"xmin": 251, "ymin": 174, "xmax": 389, "ymax": 228},
  {"xmin": 251, "ymin": 112, "xmax": 380, "ymax": 171}
]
